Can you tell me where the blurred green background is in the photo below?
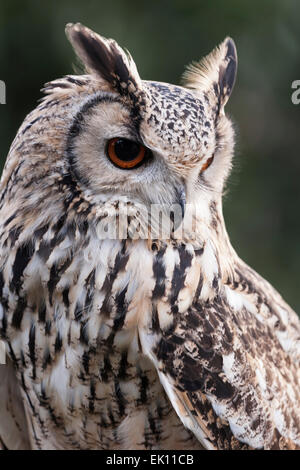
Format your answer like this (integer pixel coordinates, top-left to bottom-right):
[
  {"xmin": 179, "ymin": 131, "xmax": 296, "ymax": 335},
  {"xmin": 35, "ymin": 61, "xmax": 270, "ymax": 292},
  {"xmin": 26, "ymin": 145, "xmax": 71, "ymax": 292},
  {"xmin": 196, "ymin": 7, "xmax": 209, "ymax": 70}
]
[{"xmin": 0, "ymin": 0, "xmax": 299, "ymax": 312}]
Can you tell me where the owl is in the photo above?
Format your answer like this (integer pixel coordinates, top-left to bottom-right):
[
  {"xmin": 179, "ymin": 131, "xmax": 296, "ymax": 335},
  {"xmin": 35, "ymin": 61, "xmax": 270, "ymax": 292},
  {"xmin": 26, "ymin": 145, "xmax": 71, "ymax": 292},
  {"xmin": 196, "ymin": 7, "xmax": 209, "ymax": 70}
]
[{"xmin": 0, "ymin": 23, "xmax": 299, "ymax": 451}]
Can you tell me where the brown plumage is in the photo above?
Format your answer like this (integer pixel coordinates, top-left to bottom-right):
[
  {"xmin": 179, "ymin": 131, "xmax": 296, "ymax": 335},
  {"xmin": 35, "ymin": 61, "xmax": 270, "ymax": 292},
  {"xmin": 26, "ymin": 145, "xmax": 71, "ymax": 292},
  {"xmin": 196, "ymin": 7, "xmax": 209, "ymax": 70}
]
[{"xmin": 0, "ymin": 23, "xmax": 299, "ymax": 450}]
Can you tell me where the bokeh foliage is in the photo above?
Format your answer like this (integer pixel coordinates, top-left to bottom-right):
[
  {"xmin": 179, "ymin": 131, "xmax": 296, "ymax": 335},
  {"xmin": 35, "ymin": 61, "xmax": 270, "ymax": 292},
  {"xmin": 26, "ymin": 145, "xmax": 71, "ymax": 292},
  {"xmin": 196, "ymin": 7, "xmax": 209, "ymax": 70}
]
[{"xmin": 1, "ymin": 0, "xmax": 299, "ymax": 312}]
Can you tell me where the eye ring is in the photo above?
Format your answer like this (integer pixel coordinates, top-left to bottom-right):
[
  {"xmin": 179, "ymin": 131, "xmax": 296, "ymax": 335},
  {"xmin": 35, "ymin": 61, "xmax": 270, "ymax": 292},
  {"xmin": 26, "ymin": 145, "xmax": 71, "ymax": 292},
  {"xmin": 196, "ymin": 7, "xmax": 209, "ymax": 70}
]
[{"xmin": 106, "ymin": 137, "xmax": 148, "ymax": 169}]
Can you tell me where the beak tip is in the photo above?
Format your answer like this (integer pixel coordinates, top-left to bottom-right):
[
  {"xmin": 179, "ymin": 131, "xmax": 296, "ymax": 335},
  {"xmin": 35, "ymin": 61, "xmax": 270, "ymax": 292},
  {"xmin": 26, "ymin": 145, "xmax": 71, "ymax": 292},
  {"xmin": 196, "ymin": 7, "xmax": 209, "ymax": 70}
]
[{"xmin": 176, "ymin": 184, "xmax": 186, "ymax": 219}]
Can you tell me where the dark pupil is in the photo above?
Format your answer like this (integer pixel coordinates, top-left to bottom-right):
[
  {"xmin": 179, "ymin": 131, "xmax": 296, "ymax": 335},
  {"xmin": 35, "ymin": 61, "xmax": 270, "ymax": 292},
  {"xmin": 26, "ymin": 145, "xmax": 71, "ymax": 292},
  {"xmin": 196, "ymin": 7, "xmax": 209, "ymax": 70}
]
[{"xmin": 114, "ymin": 139, "xmax": 140, "ymax": 161}]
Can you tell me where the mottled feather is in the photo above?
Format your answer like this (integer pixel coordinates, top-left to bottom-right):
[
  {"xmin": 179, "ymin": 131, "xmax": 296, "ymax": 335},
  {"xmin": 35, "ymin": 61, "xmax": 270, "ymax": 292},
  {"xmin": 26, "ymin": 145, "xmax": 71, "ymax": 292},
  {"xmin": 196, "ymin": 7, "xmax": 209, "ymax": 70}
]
[{"xmin": 0, "ymin": 24, "xmax": 299, "ymax": 450}]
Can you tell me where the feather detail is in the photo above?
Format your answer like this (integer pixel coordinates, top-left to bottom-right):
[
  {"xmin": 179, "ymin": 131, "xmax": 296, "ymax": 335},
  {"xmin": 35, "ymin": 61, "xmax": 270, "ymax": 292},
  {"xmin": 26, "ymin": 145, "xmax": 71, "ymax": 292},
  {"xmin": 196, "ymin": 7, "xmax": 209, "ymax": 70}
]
[
  {"xmin": 0, "ymin": 358, "xmax": 31, "ymax": 449},
  {"xmin": 182, "ymin": 37, "xmax": 237, "ymax": 109}
]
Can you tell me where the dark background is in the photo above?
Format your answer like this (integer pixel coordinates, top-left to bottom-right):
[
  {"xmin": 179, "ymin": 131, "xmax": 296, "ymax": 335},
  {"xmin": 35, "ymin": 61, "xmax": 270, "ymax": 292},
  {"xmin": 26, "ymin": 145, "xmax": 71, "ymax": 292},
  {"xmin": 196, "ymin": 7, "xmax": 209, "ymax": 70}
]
[{"xmin": 1, "ymin": 0, "xmax": 299, "ymax": 313}]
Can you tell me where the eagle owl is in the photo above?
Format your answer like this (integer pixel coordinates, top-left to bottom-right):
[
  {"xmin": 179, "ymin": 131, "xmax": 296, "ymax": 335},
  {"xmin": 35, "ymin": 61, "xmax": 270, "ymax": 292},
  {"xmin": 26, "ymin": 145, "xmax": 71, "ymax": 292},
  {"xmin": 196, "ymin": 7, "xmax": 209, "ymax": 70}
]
[{"xmin": 0, "ymin": 23, "xmax": 299, "ymax": 451}]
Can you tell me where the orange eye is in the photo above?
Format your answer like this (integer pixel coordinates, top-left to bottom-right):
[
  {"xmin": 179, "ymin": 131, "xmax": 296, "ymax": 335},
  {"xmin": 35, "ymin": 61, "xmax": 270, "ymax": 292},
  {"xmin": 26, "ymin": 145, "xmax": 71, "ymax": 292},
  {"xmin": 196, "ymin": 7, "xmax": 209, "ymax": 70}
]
[{"xmin": 106, "ymin": 137, "xmax": 148, "ymax": 169}]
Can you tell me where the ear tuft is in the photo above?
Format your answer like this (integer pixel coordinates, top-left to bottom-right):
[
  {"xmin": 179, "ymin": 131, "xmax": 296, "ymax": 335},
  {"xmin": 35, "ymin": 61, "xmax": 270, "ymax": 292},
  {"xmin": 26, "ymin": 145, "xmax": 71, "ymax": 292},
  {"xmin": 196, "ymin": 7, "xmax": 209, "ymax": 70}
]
[
  {"xmin": 217, "ymin": 38, "xmax": 237, "ymax": 107},
  {"xmin": 65, "ymin": 23, "xmax": 141, "ymax": 95},
  {"xmin": 182, "ymin": 37, "xmax": 237, "ymax": 111}
]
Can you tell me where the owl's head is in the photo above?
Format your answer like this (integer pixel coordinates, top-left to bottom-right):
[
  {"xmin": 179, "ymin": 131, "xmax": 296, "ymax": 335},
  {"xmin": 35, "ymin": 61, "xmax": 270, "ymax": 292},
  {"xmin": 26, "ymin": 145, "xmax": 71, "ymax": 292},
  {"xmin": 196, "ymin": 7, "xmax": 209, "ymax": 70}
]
[
  {"xmin": 1, "ymin": 24, "xmax": 237, "ymax": 242},
  {"xmin": 63, "ymin": 24, "xmax": 237, "ymax": 237}
]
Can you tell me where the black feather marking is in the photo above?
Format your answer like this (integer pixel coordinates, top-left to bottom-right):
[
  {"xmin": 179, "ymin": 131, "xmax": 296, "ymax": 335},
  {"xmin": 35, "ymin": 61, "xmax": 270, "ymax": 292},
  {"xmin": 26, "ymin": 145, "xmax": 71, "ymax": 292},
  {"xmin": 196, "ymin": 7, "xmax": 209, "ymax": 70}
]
[
  {"xmin": 29, "ymin": 323, "xmax": 36, "ymax": 380},
  {"xmin": 48, "ymin": 265, "xmax": 60, "ymax": 307},
  {"xmin": 101, "ymin": 354, "xmax": 112, "ymax": 382},
  {"xmin": 33, "ymin": 224, "xmax": 49, "ymax": 241},
  {"xmin": 151, "ymin": 305, "xmax": 160, "ymax": 333},
  {"xmin": 83, "ymin": 269, "xmax": 95, "ymax": 316},
  {"xmin": 3, "ymin": 212, "xmax": 18, "ymax": 227},
  {"xmin": 48, "ymin": 257, "xmax": 72, "ymax": 306},
  {"xmin": 62, "ymin": 288, "xmax": 70, "ymax": 309},
  {"xmin": 0, "ymin": 271, "xmax": 7, "ymax": 336},
  {"xmin": 9, "ymin": 226, "xmax": 22, "ymax": 246},
  {"xmin": 0, "ymin": 271, "xmax": 4, "ymax": 298},
  {"xmin": 113, "ymin": 285, "xmax": 128, "ymax": 331},
  {"xmin": 42, "ymin": 348, "xmax": 52, "ymax": 369},
  {"xmin": 155, "ymin": 337, "xmax": 177, "ymax": 361},
  {"xmin": 37, "ymin": 241, "xmax": 52, "ymax": 262},
  {"xmin": 115, "ymin": 379, "xmax": 126, "ymax": 416},
  {"xmin": 80, "ymin": 320, "xmax": 89, "ymax": 345},
  {"xmin": 82, "ymin": 350, "xmax": 90, "ymax": 374},
  {"xmin": 0, "ymin": 309, "xmax": 7, "ymax": 337},
  {"xmin": 10, "ymin": 243, "xmax": 33, "ymax": 294},
  {"xmin": 22, "ymin": 116, "xmax": 43, "ymax": 136},
  {"xmin": 152, "ymin": 248, "xmax": 166, "ymax": 299},
  {"xmin": 101, "ymin": 251, "xmax": 129, "ymax": 317},
  {"xmin": 118, "ymin": 351, "xmax": 129, "ymax": 379},
  {"xmin": 65, "ymin": 76, "xmax": 87, "ymax": 86},
  {"xmin": 148, "ymin": 411, "xmax": 160, "ymax": 442},
  {"xmin": 139, "ymin": 373, "xmax": 149, "ymax": 404},
  {"xmin": 11, "ymin": 297, "xmax": 27, "ymax": 330},
  {"xmin": 194, "ymin": 272, "xmax": 204, "ymax": 304},
  {"xmin": 89, "ymin": 380, "xmax": 96, "ymax": 413},
  {"xmin": 20, "ymin": 372, "xmax": 36, "ymax": 415},
  {"xmin": 38, "ymin": 302, "xmax": 46, "ymax": 323},
  {"xmin": 45, "ymin": 320, "xmax": 51, "ymax": 336},
  {"xmin": 54, "ymin": 332, "xmax": 63, "ymax": 353},
  {"xmin": 170, "ymin": 244, "xmax": 193, "ymax": 313},
  {"xmin": 7, "ymin": 341, "xmax": 18, "ymax": 369}
]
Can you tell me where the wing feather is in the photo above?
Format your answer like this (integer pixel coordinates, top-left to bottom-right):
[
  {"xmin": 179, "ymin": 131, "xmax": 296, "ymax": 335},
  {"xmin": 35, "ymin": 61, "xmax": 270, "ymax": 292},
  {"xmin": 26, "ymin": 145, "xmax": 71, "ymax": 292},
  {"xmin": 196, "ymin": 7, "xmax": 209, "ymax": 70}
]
[{"xmin": 140, "ymin": 284, "xmax": 300, "ymax": 450}]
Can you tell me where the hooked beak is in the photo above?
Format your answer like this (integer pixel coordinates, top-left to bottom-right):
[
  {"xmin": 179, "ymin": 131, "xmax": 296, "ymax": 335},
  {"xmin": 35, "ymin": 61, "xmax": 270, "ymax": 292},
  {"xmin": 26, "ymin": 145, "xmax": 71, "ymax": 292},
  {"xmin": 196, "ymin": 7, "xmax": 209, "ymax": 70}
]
[{"xmin": 175, "ymin": 184, "xmax": 186, "ymax": 219}]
